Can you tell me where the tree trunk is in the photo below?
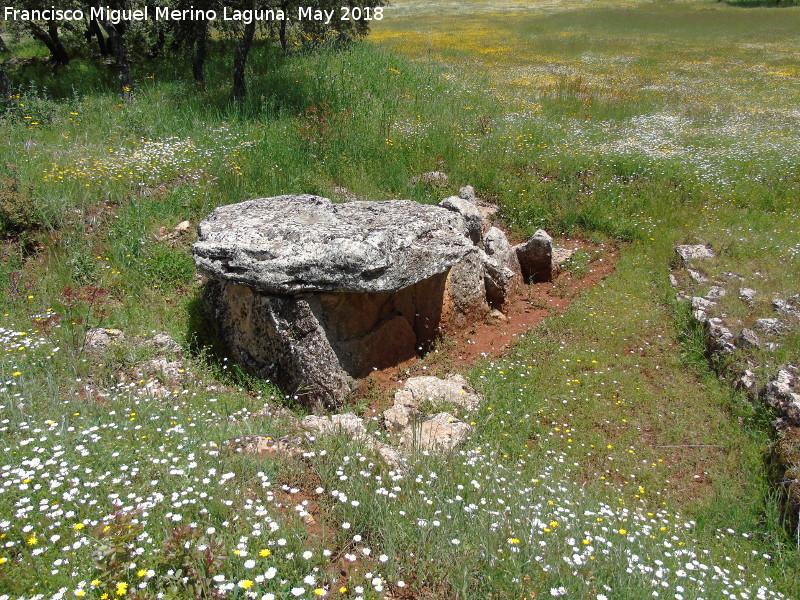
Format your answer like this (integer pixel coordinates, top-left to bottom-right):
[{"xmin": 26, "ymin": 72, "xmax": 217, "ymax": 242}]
[
  {"xmin": 27, "ymin": 22, "xmax": 70, "ymax": 65},
  {"xmin": 192, "ymin": 20, "xmax": 208, "ymax": 85},
  {"xmin": 149, "ymin": 23, "xmax": 166, "ymax": 59},
  {"xmin": 279, "ymin": 6, "xmax": 288, "ymax": 54},
  {"xmin": 0, "ymin": 67, "xmax": 11, "ymax": 101},
  {"xmin": 105, "ymin": 21, "xmax": 133, "ymax": 101},
  {"xmin": 233, "ymin": 20, "xmax": 256, "ymax": 100},
  {"xmin": 47, "ymin": 21, "xmax": 71, "ymax": 65}
]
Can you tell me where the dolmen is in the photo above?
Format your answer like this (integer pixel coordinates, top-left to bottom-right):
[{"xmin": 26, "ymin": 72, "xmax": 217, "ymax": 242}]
[{"xmin": 193, "ymin": 193, "xmax": 552, "ymax": 410}]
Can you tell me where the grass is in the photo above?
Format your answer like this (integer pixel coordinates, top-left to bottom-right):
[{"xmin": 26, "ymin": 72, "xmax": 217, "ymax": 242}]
[{"xmin": 0, "ymin": 0, "xmax": 799, "ymax": 598}]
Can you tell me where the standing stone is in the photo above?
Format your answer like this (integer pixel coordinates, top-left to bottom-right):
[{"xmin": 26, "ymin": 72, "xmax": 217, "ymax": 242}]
[
  {"xmin": 515, "ymin": 230, "xmax": 553, "ymax": 283},
  {"xmin": 481, "ymin": 227, "xmax": 523, "ymax": 307}
]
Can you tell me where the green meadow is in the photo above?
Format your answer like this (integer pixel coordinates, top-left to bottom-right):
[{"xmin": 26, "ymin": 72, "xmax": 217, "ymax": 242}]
[{"xmin": 0, "ymin": 0, "xmax": 799, "ymax": 598}]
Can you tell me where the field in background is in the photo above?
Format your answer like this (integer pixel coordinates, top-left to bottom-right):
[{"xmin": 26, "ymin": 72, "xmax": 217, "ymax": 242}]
[{"xmin": 1, "ymin": 0, "xmax": 799, "ymax": 598}]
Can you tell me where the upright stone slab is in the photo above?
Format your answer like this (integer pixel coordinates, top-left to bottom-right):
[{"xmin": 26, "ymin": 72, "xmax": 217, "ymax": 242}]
[{"xmin": 194, "ymin": 195, "xmax": 490, "ymax": 410}]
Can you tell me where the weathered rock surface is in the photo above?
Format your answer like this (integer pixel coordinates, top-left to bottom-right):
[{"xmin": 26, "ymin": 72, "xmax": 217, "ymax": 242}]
[
  {"xmin": 145, "ymin": 332, "xmax": 182, "ymax": 356},
  {"xmin": 384, "ymin": 375, "xmax": 482, "ymax": 446},
  {"xmin": 412, "ymin": 171, "xmax": 449, "ymax": 186},
  {"xmin": 553, "ymin": 247, "xmax": 577, "ymax": 270},
  {"xmin": 202, "ymin": 281, "xmax": 352, "ymax": 410},
  {"xmin": 225, "ymin": 434, "xmax": 305, "ymax": 459},
  {"xmin": 736, "ymin": 328, "xmax": 761, "ymax": 349},
  {"xmin": 515, "ymin": 230, "xmax": 553, "ymax": 283},
  {"xmin": 194, "ymin": 195, "xmax": 477, "ymax": 295},
  {"xmin": 676, "ymin": 244, "xmax": 715, "ymax": 265},
  {"xmin": 440, "ymin": 196, "xmax": 483, "ymax": 244},
  {"xmin": 687, "ymin": 269, "xmax": 708, "ymax": 284},
  {"xmin": 755, "ymin": 318, "xmax": 787, "ymax": 335},
  {"xmin": 739, "ymin": 288, "xmax": 758, "ymax": 303},
  {"xmin": 773, "ymin": 297, "xmax": 800, "ymax": 319},
  {"xmin": 85, "ymin": 328, "xmax": 125, "ymax": 350},
  {"xmin": 765, "ymin": 368, "xmax": 800, "ymax": 427},
  {"xmin": 401, "ymin": 412, "xmax": 472, "ymax": 452},
  {"xmin": 301, "ymin": 413, "xmax": 366, "ymax": 438}
]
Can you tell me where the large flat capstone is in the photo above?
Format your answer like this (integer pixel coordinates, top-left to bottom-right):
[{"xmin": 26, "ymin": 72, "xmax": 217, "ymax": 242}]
[{"xmin": 194, "ymin": 195, "xmax": 477, "ymax": 294}]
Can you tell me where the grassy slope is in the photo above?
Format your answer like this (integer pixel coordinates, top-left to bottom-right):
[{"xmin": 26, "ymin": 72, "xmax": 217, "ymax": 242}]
[{"xmin": 0, "ymin": 0, "xmax": 799, "ymax": 598}]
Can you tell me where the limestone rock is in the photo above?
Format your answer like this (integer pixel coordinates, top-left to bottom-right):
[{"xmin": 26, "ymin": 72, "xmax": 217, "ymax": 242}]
[
  {"xmin": 736, "ymin": 328, "xmax": 761, "ymax": 349},
  {"xmin": 485, "ymin": 309, "xmax": 507, "ymax": 326},
  {"xmin": 515, "ymin": 229, "xmax": 553, "ymax": 283},
  {"xmin": 482, "ymin": 227, "xmax": 523, "ymax": 307},
  {"xmin": 739, "ymin": 288, "xmax": 758, "ymax": 303},
  {"xmin": 687, "ymin": 269, "xmax": 708, "ymax": 284},
  {"xmin": 705, "ymin": 318, "xmax": 735, "ymax": 353},
  {"xmin": 401, "ymin": 374, "xmax": 483, "ymax": 411},
  {"xmin": 458, "ymin": 185, "xmax": 476, "ymax": 202},
  {"xmin": 384, "ymin": 375, "xmax": 483, "ymax": 438},
  {"xmin": 225, "ymin": 434, "xmax": 305, "ymax": 459},
  {"xmin": 402, "ymin": 412, "xmax": 472, "ymax": 452},
  {"xmin": 773, "ymin": 297, "xmax": 800, "ymax": 319},
  {"xmin": 706, "ymin": 286, "xmax": 727, "ymax": 300},
  {"xmin": 764, "ymin": 368, "xmax": 800, "ymax": 426},
  {"xmin": 553, "ymin": 247, "xmax": 577, "ymax": 270},
  {"xmin": 301, "ymin": 413, "xmax": 366, "ymax": 438},
  {"xmin": 194, "ymin": 195, "xmax": 475, "ymax": 295},
  {"xmin": 676, "ymin": 244, "xmax": 715, "ymax": 265},
  {"xmin": 145, "ymin": 332, "xmax": 182, "ymax": 356},
  {"xmin": 133, "ymin": 357, "xmax": 193, "ymax": 386},
  {"xmin": 736, "ymin": 369, "xmax": 758, "ymax": 392},
  {"xmin": 85, "ymin": 328, "xmax": 125, "ymax": 349},
  {"xmin": 412, "ymin": 171, "xmax": 450, "ymax": 186},
  {"xmin": 440, "ymin": 196, "xmax": 483, "ymax": 244},
  {"xmin": 755, "ymin": 318, "xmax": 787, "ymax": 335},
  {"xmin": 691, "ymin": 296, "xmax": 715, "ymax": 322},
  {"xmin": 202, "ymin": 281, "xmax": 352, "ymax": 410}
]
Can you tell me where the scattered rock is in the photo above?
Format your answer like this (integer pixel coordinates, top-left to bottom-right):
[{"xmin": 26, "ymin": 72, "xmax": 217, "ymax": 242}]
[
  {"xmin": 773, "ymin": 297, "xmax": 800, "ymax": 319},
  {"xmin": 675, "ymin": 244, "xmax": 715, "ymax": 265},
  {"xmin": 482, "ymin": 227, "xmax": 523, "ymax": 307},
  {"xmin": 156, "ymin": 220, "xmax": 193, "ymax": 244},
  {"xmin": 691, "ymin": 296, "xmax": 716, "ymax": 322},
  {"xmin": 668, "ymin": 273, "xmax": 679, "ymax": 289},
  {"xmin": 706, "ymin": 286, "xmax": 727, "ymax": 300},
  {"xmin": 515, "ymin": 230, "xmax": 553, "ymax": 283},
  {"xmin": 765, "ymin": 367, "xmax": 800, "ymax": 426},
  {"xmin": 85, "ymin": 328, "xmax": 125, "ymax": 350},
  {"xmin": 485, "ymin": 309, "xmax": 507, "ymax": 326},
  {"xmin": 133, "ymin": 357, "xmax": 193, "ymax": 386},
  {"xmin": 722, "ymin": 271, "xmax": 744, "ymax": 282},
  {"xmin": 411, "ymin": 171, "xmax": 449, "ymax": 186},
  {"xmin": 754, "ymin": 318, "xmax": 787, "ymax": 335},
  {"xmin": 739, "ymin": 288, "xmax": 758, "ymax": 303},
  {"xmin": 384, "ymin": 374, "xmax": 483, "ymax": 441},
  {"xmin": 458, "ymin": 185, "xmax": 476, "ymax": 202},
  {"xmin": 301, "ymin": 413, "xmax": 366, "ymax": 438},
  {"xmin": 553, "ymin": 247, "xmax": 577, "ymax": 270},
  {"xmin": 225, "ymin": 434, "xmax": 305, "ymax": 459},
  {"xmin": 736, "ymin": 328, "xmax": 761, "ymax": 349},
  {"xmin": 145, "ymin": 332, "xmax": 182, "ymax": 356},
  {"xmin": 687, "ymin": 269, "xmax": 708, "ymax": 284},
  {"xmin": 735, "ymin": 369, "xmax": 758, "ymax": 392},
  {"xmin": 705, "ymin": 318, "xmax": 735, "ymax": 353}
]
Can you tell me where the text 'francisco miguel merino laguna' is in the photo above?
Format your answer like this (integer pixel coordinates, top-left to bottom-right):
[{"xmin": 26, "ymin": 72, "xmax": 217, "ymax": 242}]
[{"xmin": 3, "ymin": 5, "xmax": 384, "ymax": 25}]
